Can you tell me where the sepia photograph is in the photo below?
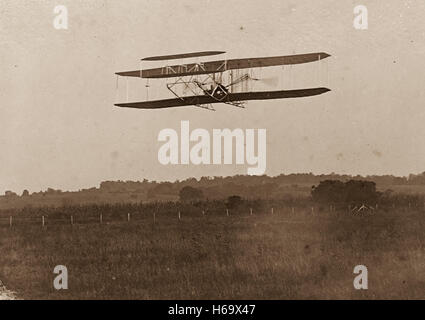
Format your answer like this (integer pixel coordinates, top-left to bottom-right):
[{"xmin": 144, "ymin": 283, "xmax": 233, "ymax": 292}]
[{"xmin": 1, "ymin": 0, "xmax": 425, "ymax": 307}]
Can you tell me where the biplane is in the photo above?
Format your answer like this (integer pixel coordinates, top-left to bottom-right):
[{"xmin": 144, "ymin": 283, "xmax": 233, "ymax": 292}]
[{"xmin": 115, "ymin": 51, "xmax": 331, "ymax": 111}]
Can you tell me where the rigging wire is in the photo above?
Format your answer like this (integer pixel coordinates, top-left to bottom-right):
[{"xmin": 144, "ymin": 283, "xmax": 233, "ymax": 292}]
[
  {"xmin": 325, "ymin": 58, "xmax": 330, "ymax": 108},
  {"xmin": 289, "ymin": 65, "xmax": 292, "ymax": 89},
  {"xmin": 281, "ymin": 65, "xmax": 284, "ymax": 90},
  {"xmin": 126, "ymin": 77, "xmax": 129, "ymax": 102},
  {"xmin": 140, "ymin": 59, "xmax": 143, "ymax": 101},
  {"xmin": 281, "ymin": 56, "xmax": 284, "ymax": 90},
  {"xmin": 115, "ymin": 75, "xmax": 119, "ymax": 102},
  {"xmin": 317, "ymin": 54, "xmax": 321, "ymax": 88},
  {"xmin": 146, "ymin": 78, "xmax": 150, "ymax": 101},
  {"xmin": 326, "ymin": 58, "xmax": 330, "ymax": 88}
]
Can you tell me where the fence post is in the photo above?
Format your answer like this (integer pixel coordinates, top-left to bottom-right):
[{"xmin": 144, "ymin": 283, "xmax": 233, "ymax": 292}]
[
  {"xmin": 226, "ymin": 209, "xmax": 229, "ymax": 216},
  {"xmin": 100, "ymin": 213, "xmax": 103, "ymax": 224},
  {"xmin": 178, "ymin": 211, "xmax": 181, "ymax": 221},
  {"xmin": 153, "ymin": 212, "xmax": 156, "ymax": 224},
  {"xmin": 127, "ymin": 213, "xmax": 130, "ymax": 222},
  {"xmin": 71, "ymin": 215, "xmax": 74, "ymax": 226},
  {"xmin": 311, "ymin": 207, "xmax": 314, "ymax": 215},
  {"xmin": 271, "ymin": 207, "xmax": 274, "ymax": 215},
  {"xmin": 9, "ymin": 216, "xmax": 12, "ymax": 228},
  {"xmin": 292, "ymin": 207, "xmax": 295, "ymax": 214},
  {"xmin": 42, "ymin": 215, "xmax": 45, "ymax": 228},
  {"xmin": 250, "ymin": 208, "xmax": 253, "ymax": 216}
]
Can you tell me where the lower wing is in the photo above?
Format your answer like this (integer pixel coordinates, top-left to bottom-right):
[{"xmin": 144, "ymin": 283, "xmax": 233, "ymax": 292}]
[{"xmin": 114, "ymin": 87, "xmax": 330, "ymax": 109}]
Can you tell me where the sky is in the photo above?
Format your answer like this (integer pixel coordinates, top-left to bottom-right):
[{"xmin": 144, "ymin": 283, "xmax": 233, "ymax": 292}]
[{"xmin": 1, "ymin": 0, "xmax": 425, "ymax": 193}]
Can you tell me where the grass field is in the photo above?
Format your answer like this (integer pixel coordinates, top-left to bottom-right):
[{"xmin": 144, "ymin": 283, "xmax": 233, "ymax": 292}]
[{"xmin": 1, "ymin": 207, "xmax": 424, "ymax": 299}]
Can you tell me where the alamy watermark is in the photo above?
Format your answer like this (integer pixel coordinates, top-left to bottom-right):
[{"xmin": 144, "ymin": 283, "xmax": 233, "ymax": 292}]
[
  {"xmin": 53, "ymin": 5, "xmax": 68, "ymax": 30},
  {"xmin": 353, "ymin": 265, "xmax": 368, "ymax": 290},
  {"xmin": 354, "ymin": 5, "xmax": 368, "ymax": 30},
  {"xmin": 157, "ymin": 121, "xmax": 266, "ymax": 175},
  {"xmin": 53, "ymin": 265, "xmax": 68, "ymax": 290}
]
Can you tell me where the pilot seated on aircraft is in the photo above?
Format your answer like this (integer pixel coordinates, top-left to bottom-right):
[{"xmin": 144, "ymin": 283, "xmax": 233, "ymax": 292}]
[{"xmin": 206, "ymin": 83, "xmax": 229, "ymax": 97}]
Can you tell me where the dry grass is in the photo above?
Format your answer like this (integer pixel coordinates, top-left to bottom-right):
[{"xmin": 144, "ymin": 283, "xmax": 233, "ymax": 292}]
[{"xmin": 0, "ymin": 208, "xmax": 424, "ymax": 299}]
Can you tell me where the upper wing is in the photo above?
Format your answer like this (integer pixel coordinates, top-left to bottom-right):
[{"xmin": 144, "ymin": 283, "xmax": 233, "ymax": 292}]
[
  {"xmin": 142, "ymin": 51, "xmax": 225, "ymax": 61},
  {"xmin": 114, "ymin": 87, "xmax": 331, "ymax": 109},
  {"xmin": 116, "ymin": 52, "xmax": 331, "ymax": 79}
]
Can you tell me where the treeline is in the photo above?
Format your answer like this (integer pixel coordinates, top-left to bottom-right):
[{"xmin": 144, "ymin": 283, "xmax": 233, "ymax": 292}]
[
  {"xmin": 98, "ymin": 172, "xmax": 425, "ymax": 191},
  {"xmin": 6, "ymin": 172, "xmax": 425, "ymax": 198},
  {"xmin": 3, "ymin": 173, "xmax": 425, "ymax": 210},
  {"xmin": 96, "ymin": 172, "xmax": 425, "ymax": 197}
]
